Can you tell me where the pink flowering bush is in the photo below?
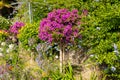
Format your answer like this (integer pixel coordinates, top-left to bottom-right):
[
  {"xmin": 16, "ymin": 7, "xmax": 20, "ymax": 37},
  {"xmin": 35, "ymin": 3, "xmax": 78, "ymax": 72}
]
[
  {"xmin": 38, "ymin": 9, "xmax": 82, "ymax": 44},
  {"xmin": 10, "ymin": 22, "xmax": 25, "ymax": 35}
]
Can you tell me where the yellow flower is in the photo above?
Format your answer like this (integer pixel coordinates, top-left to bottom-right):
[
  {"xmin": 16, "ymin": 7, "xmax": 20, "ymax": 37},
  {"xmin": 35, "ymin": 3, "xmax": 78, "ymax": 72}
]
[{"xmin": 0, "ymin": 30, "xmax": 9, "ymax": 36}]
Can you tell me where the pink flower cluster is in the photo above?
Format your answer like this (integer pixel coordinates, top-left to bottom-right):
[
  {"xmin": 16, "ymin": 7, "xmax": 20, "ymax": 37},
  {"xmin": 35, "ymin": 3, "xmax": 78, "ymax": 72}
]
[
  {"xmin": 10, "ymin": 22, "xmax": 25, "ymax": 35},
  {"xmin": 39, "ymin": 9, "xmax": 81, "ymax": 43}
]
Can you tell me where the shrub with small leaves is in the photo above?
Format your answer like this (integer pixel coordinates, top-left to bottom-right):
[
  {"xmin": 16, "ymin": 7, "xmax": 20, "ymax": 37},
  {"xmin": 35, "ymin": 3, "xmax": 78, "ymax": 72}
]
[
  {"xmin": 80, "ymin": 1, "xmax": 120, "ymax": 79},
  {"xmin": 18, "ymin": 22, "xmax": 40, "ymax": 48}
]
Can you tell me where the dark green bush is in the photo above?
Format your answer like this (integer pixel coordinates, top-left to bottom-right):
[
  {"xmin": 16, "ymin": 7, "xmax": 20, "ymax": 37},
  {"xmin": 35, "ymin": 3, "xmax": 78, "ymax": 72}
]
[
  {"xmin": 80, "ymin": 1, "xmax": 120, "ymax": 79},
  {"xmin": 14, "ymin": 0, "xmax": 84, "ymax": 22},
  {"xmin": 31, "ymin": 0, "xmax": 83, "ymax": 22}
]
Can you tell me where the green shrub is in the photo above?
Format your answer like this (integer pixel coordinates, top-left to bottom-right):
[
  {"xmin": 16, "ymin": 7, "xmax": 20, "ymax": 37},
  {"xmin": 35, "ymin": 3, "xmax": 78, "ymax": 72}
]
[
  {"xmin": 18, "ymin": 22, "xmax": 41, "ymax": 49},
  {"xmin": 0, "ymin": 16, "xmax": 11, "ymax": 30},
  {"xmin": 14, "ymin": 0, "xmax": 84, "ymax": 22},
  {"xmin": 80, "ymin": 1, "xmax": 120, "ymax": 79},
  {"xmin": 31, "ymin": 0, "xmax": 83, "ymax": 22}
]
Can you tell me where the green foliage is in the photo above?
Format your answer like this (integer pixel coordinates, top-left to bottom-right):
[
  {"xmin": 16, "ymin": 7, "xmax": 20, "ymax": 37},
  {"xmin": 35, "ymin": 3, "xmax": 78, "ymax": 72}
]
[
  {"xmin": 41, "ymin": 63, "xmax": 75, "ymax": 80},
  {"xmin": 80, "ymin": 1, "xmax": 120, "ymax": 79},
  {"xmin": 31, "ymin": 0, "xmax": 83, "ymax": 22},
  {"xmin": 15, "ymin": 0, "xmax": 84, "ymax": 22},
  {"xmin": 0, "ymin": 16, "xmax": 11, "ymax": 30},
  {"xmin": 90, "ymin": 73, "xmax": 97, "ymax": 80},
  {"xmin": 18, "ymin": 22, "xmax": 40, "ymax": 49},
  {"xmin": 1, "ymin": 0, "xmax": 120, "ymax": 79}
]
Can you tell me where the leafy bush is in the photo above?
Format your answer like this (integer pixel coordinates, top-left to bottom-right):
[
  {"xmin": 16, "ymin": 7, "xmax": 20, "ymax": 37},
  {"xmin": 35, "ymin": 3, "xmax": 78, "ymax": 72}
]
[
  {"xmin": 31, "ymin": 0, "xmax": 83, "ymax": 22},
  {"xmin": 14, "ymin": 0, "xmax": 84, "ymax": 22},
  {"xmin": 80, "ymin": 1, "xmax": 120, "ymax": 79},
  {"xmin": 17, "ymin": 22, "xmax": 40, "ymax": 48},
  {"xmin": 0, "ymin": 16, "xmax": 11, "ymax": 30}
]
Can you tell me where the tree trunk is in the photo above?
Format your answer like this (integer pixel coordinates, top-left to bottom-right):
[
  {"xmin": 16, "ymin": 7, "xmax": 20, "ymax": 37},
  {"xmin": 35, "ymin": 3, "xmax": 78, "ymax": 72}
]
[{"xmin": 59, "ymin": 43, "xmax": 65, "ymax": 73}]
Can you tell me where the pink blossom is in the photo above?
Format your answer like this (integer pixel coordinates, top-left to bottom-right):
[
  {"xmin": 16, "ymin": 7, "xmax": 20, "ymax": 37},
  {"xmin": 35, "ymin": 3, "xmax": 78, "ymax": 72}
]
[
  {"xmin": 10, "ymin": 22, "xmax": 25, "ymax": 35},
  {"xmin": 38, "ymin": 9, "xmax": 82, "ymax": 44}
]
